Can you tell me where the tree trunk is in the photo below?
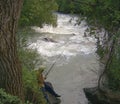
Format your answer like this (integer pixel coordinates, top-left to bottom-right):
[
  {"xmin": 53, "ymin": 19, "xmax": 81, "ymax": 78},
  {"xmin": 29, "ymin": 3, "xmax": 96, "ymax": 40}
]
[{"xmin": 0, "ymin": 0, "xmax": 24, "ymax": 101}]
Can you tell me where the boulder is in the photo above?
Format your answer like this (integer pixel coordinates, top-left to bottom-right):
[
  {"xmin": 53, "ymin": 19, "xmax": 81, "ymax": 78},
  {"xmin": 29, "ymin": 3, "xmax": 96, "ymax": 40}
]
[{"xmin": 84, "ymin": 87, "xmax": 120, "ymax": 104}]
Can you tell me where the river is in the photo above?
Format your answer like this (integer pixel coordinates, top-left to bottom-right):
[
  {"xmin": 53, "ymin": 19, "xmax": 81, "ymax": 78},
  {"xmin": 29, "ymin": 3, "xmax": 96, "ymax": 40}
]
[{"xmin": 28, "ymin": 13, "xmax": 100, "ymax": 104}]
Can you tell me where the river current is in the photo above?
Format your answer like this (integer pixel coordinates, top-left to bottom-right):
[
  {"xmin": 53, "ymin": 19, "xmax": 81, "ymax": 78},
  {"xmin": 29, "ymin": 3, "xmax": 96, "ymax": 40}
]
[{"xmin": 28, "ymin": 13, "xmax": 100, "ymax": 104}]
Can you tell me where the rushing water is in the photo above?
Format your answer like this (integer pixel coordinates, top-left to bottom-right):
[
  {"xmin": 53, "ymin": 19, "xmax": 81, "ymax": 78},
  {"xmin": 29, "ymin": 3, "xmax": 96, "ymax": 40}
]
[{"xmin": 28, "ymin": 13, "xmax": 100, "ymax": 104}]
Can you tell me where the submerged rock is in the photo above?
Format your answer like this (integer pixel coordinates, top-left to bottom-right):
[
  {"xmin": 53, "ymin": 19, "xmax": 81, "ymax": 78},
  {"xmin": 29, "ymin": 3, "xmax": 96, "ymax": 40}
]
[
  {"xmin": 84, "ymin": 87, "xmax": 120, "ymax": 104},
  {"xmin": 43, "ymin": 37, "xmax": 57, "ymax": 43}
]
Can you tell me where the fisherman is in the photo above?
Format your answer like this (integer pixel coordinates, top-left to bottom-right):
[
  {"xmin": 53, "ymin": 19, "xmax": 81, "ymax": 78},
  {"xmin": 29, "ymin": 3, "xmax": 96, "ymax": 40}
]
[
  {"xmin": 36, "ymin": 66, "xmax": 49, "ymax": 103},
  {"xmin": 36, "ymin": 66, "xmax": 45, "ymax": 89},
  {"xmin": 36, "ymin": 66, "xmax": 61, "ymax": 98}
]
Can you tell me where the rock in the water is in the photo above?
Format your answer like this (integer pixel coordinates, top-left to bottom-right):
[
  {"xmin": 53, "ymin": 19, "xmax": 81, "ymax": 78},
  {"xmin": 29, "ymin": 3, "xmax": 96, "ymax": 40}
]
[
  {"xmin": 43, "ymin": 37, "xmax": 57, "ymax": 43},
  {"xmin": 84, "ymin": 87, "xmax": 120, "ymax": 104}
]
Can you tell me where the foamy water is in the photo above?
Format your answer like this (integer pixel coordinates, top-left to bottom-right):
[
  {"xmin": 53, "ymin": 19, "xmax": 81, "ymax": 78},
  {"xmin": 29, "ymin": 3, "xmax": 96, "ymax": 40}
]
[{"xmin": 29, "ymin": 13, "xmax": 97, "ymax": 58}]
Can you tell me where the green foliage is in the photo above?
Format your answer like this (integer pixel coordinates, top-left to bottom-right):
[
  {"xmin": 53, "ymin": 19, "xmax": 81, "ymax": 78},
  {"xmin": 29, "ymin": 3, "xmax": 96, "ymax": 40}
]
[
  {"xmin": 23, "ymin": 68, "xmax": 47, "ymax": 104},
  {"xmin": 84, "ymin": 0, "xmax": 120, "ymax": 32},
  {"xmin": 17, "ymin": 29, "xmax": 47, "ymax": 104},
  {"xmin": 0, "ymin": 89, "xmax": 22, "ymax": 104},
  {"xmin": 56, "ymin": 0, "xmax": 81, "ymax": 13},
  {"xmin": 23, "ymin": 68, "xmax": 38, "ymax": 91},
  {"xmin": 19, "ymin": 0, "xmax": 58, "ymax": 27},
  {"xmin": 0, "ymin": 89, "xmax": 34, "ymax": 104},
  {"xmin": 57, "ymin": 0, "xmax": 120, "ymax": 32},
  {"xmin": 108, "ymin": 37, "xmax": 120, "ymax": 91}
]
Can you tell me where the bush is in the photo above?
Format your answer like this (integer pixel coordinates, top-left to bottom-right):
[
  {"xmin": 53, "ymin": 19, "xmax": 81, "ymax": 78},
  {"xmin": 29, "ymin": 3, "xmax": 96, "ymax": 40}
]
[
  {"xmin": 0, "ymin": 89, "xmax": 22, "ymax": 104},
  {"xmin": 23, "ymin": 69, "xmax": 47, "ymax": 104},
  {"xmin": 19, "ymin": 0, "xmax": 58, "ymax": 27}
]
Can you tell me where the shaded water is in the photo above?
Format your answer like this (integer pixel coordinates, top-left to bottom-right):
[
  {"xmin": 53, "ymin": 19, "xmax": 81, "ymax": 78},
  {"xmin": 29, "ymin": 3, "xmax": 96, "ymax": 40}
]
[{"xmin": 28, "ymin": 13, "xmax": 100, "ymax": 104}]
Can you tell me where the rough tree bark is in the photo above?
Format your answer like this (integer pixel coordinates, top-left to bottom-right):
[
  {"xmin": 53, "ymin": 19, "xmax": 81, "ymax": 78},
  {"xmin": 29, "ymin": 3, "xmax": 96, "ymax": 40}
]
[{"xmin": 0, "ymin": 0, "xmax": 24, "ymax": 101}]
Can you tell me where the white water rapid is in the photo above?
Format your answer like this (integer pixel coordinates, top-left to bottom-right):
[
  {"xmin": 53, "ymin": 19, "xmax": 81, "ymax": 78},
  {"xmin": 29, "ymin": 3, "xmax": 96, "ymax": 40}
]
[{"xmin": 29, "ymin": 13, "xmax": 100, "ymax": 104}]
